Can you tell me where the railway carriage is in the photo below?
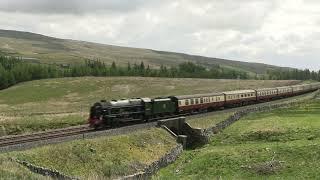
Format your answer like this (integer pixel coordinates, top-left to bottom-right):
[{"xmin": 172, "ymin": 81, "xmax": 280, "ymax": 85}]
[
  {"xmin": 314, "ymin": 83, "xmax": 320, "ymax": 90},
  {"xmin": 291, "ymin": 85, "xmax": 305, "ymax": 95},
  {"xmin": 311, "ymin": 83, "xmax": 319, "ymax": 91},
  {"xmin": 276, "ymin": 86, "xmax": 293, "ymax": 98},
  {"xmin": 223, "ymin": 90, "xmax": 256, "ymax": 106},
  {"xmin": 256, "ymin": 88, "xmax": 278, "ymax": 101},
  {"xmin": 174, "ymin": 93, "xmax": 225, "ymax": 113},
  {"xmin": 302, "ymin": 84, "xmax": 313, "ymax": 93}
]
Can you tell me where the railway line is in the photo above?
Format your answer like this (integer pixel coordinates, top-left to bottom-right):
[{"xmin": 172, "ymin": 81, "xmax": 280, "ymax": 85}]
[{"xmin": 0, "ymin": 125, "xmax": 93, "ymax": 148}]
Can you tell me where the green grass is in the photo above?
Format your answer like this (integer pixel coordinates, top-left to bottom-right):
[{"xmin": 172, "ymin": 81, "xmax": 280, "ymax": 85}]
[
  {"xmin": 0, "ymin": 157, "xmax": 45, "ymax": 180},
  {"xmin": 4, "ymin": 128, "xmax": 177, "ymax": 179},
  {"xmin": 187, "ymin": 111, "xmax": 236, "ymax": 129},
  {"xmin": 0, "ymin": 77, "xmax": 298, "ymax": 136},
  {"xmin": 155, "ymin": 99, "xmax": 320, "ymax": 179},
  {"xmin": 0, "ymin": 114, "xmax": 84, "ymax": 136}
]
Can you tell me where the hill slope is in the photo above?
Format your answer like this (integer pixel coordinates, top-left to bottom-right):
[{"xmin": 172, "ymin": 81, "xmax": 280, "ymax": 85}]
[{"xmin": 0, "ymin": 29, "xmax": 285, "ymax": 74}]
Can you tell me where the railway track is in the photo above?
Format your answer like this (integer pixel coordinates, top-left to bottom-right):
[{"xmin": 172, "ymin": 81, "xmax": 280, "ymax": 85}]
[{"xmin": 0, "ymin": 125, "xmax": 94, "ymax": 147}]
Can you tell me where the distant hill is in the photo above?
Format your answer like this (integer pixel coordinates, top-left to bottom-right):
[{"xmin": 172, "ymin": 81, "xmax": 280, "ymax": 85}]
[{"xmin": 0, "ymin": 29, "xmax": 287, "ymax": 75}]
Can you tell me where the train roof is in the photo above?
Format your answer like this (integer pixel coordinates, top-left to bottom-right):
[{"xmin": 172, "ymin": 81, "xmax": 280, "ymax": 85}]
[
  {"xmin": 276, "ymin": 86, "xmax": 292, "ymax": 89},
  {"xmin": 153, "ymin": 98, "xmax": 171, "ymax": 102},
  {"xmin": 223, "ymin": 89, "xmax": 256, "ymax": 95},
  {"xmin": 291, "ymin": 84, "xmax": 306, "ymax": 87},
  {"xmin": 256, "ymin": 87, "xmax": 278, "ymax": 91},
  {"xmin": 174, "ymin": 92, "xmax": 224, "ymax": 100}
]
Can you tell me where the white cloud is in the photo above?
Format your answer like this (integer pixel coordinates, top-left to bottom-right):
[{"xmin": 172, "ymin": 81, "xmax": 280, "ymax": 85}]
[{"xmin": 0, "ymin": 0, "xmax": 320, "ymax": 70}]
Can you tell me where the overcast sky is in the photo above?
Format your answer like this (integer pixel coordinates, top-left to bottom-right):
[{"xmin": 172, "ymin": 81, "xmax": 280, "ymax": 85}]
[{"xmin": 0, "ymin": 0, "xmax": 319, "ymax": 70}]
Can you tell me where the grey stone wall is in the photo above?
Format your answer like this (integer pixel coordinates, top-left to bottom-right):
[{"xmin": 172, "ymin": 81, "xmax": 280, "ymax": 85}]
[
  {"xmin": 14, "ymin": 158, "xmax": 79, "ymax": 180},
  {"xmin": 120, "ymin": 144, "xmax": 183, "ymax": 180}
]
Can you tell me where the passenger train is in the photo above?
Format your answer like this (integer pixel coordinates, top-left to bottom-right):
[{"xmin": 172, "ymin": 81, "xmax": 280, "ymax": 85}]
[{"xmin": 89, "ymin": 82, "xmax": 320, "ymax": 128}]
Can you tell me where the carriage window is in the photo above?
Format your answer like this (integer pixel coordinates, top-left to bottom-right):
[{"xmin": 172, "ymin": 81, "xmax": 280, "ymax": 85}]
[
  {"xmin": 191, "ymin": 99, "xmax": 194, "ymax": 105},
  {"xmin": 178, "ymin": 101, "xmax": 182, "ymax": 106},
  {"xmin": 185, "ymin": 100, "xmax": 189, "ymax": 105},
  {"xmin": 195, "ymin": 98, "xmax": 199, "ymax": 104},
  {"xmin": 200, "ymin": 98, "xmax": 204, "ymax": 104}
]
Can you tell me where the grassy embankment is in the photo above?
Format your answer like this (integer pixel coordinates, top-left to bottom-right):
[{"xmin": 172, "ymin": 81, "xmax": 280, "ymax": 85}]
[
  {"xmin": 1, "ymin": 128, "xmax": 177, "ymax": 179},
  {"xmin": 156, "ymin": 98, "xmax": 320, "ymax": 179},
  {"xmin": 0, "ymin": 77, "xmax": 298, "ymax": 136}
]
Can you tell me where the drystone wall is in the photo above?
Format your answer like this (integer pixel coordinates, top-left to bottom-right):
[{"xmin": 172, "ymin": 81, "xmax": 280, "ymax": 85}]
[
  {"xmin": 14, "ymin": 158, "xmax": 79, "ymax": 180},
  {"xmin": 120, "ymin": 144, "xmax": 183, "ymax": 180}
]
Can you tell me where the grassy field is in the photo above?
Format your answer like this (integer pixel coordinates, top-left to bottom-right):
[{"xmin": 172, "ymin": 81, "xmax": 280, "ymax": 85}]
[
  {"xmin": 155, "ymin": 98, "xmax": 320, "ymax": 179},
  {"xmin": 2, "ymin": 128, "xmax": 177, "ymax": 179},
  {"xmin": 0, "ymin": 77, "xmax": 299, "ymax": 136},
  {"xmin": 187, "ymin": 111, "xmax": 236, "ymax": 129},
  {"xmin": 0, "ymin": 29, "xmax": 284, "ymax": 74},
  {"xmin": 0, "ymin": 157, "xmax": 46, "ymax": 180}
]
